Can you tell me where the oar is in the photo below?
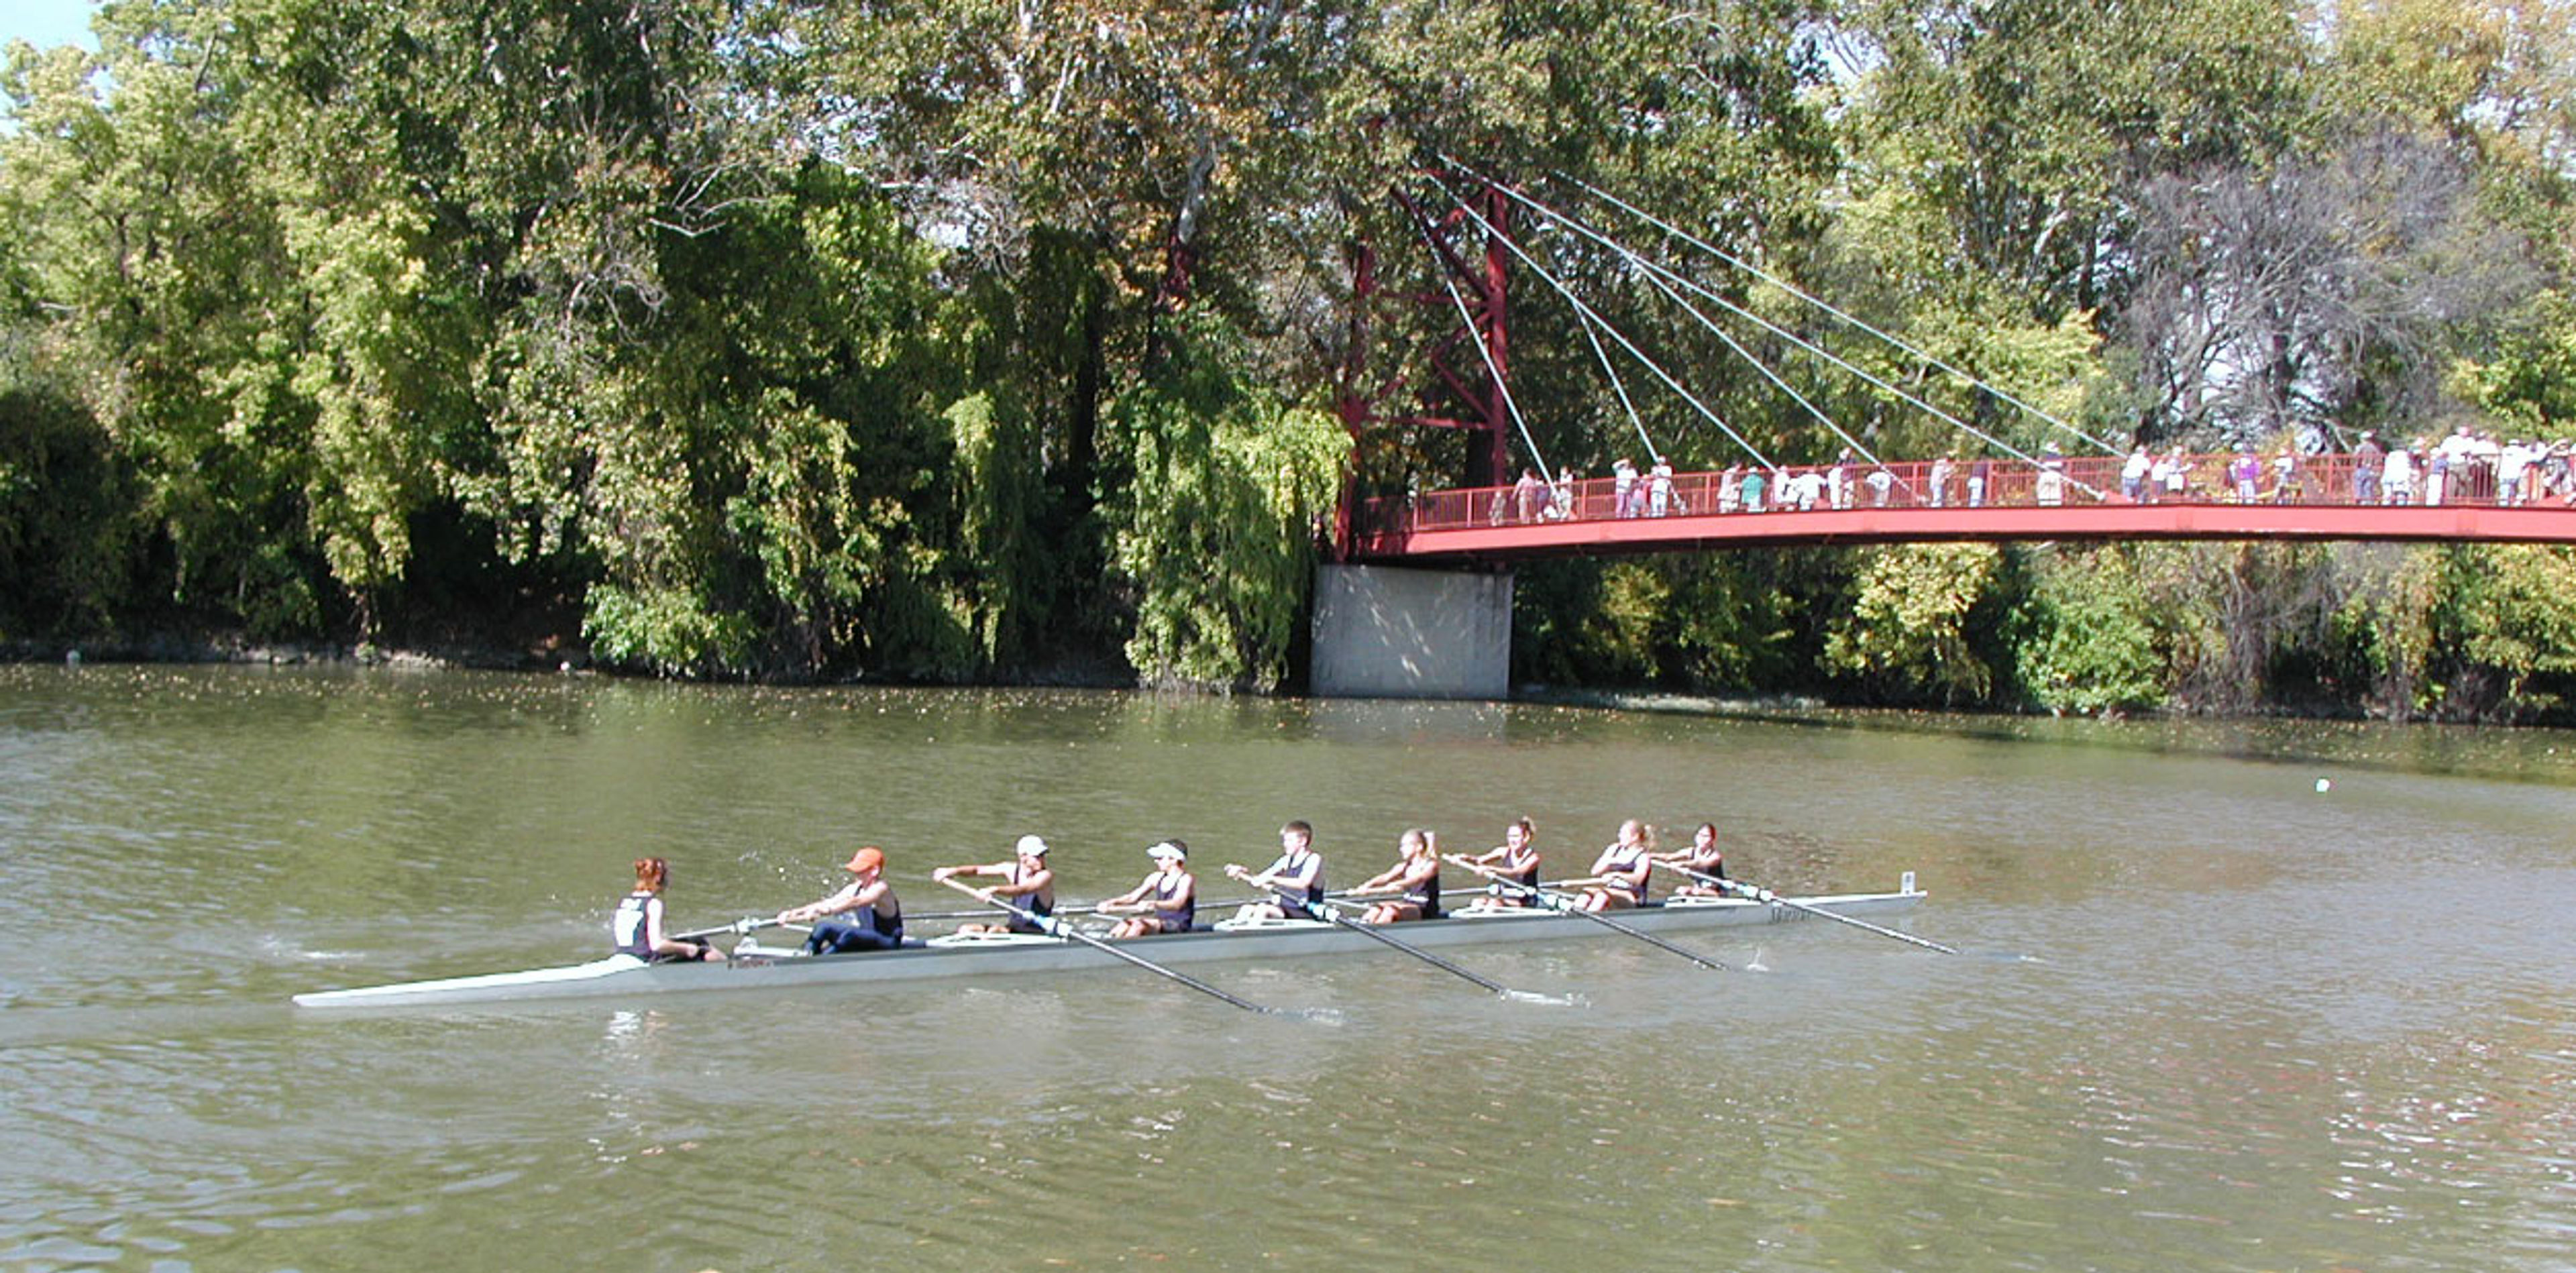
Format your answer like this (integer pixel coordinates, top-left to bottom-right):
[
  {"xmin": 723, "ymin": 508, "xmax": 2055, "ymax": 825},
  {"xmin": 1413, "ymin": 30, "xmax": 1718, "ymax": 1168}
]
[
  {"xmin": 939, "ymin": 876, "xmax": 1279, "ymax": 1015},
  {"xmin": 902, "ymin": 897, "xmax": 1275, "ymax": 924},
  {"xmin": 1443, "ymin": 855, "xmax": 1729, "ymax": 972},
  {"xmin": 1654, "ymin": 861, "xmax": 1957, "ymax": 954},
  {"xmin": 1313, "ymin": 897, "xmax": 1574, "ymax": 1005},
  {"xmin": 672, "ymin": 916, "xmax": 763, "ymax": 942}
]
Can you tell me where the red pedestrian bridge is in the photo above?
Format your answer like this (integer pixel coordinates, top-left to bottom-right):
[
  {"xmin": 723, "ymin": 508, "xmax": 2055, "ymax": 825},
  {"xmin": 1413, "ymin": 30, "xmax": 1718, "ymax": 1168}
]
[{"xmin": 1348, "ymin": 451, "xmax": 2576, "ymax": 563}]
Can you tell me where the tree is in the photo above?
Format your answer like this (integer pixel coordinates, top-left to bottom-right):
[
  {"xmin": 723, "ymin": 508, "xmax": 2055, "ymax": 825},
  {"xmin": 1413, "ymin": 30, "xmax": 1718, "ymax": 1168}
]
[{"xmin": 2116, "ymin": 130, "xmax": 2534, "ymax": 443}]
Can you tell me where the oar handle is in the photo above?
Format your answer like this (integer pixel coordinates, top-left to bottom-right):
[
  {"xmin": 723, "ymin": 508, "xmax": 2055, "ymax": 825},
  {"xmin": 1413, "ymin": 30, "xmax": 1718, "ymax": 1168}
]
[
  {"xmin": 672, "ymin": 916, "xmax": 763, "ymax": 942},
  {"xmin": 1658, "ymin": 863, "xmax": 1957, "ymax": 954},
  {"xmin": 1650, "ymin": 859, "xmax": 1736, "ymax": 890},
  {"xmin": 938, "ymin": 873, "xmax": 1044, "ymax": 925},
  {"xmin": 941, "ymin": 875, "xmax": 1277, "ymax": 1012}
]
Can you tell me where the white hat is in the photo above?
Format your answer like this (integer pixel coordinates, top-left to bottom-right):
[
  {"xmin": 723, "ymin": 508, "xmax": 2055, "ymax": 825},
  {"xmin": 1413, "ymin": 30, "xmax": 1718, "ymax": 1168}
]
[
  {"xmin": 1015, "ymin": 834, "xmax": 1049, "ymax": 856},
  {"xmin": 1146, "ymin": 840, "xmax": 1187, "ymax": 861}
]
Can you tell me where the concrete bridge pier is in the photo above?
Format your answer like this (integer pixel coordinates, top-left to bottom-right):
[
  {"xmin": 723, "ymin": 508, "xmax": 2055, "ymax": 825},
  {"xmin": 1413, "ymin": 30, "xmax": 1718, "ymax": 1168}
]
[{"xmin": 1309, "ymin": 563, "xmax": 1513, "ymax": 700}]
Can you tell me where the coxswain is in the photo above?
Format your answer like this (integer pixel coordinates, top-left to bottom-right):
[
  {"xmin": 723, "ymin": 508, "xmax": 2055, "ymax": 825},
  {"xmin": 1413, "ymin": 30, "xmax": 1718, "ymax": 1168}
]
[
  {"xmin": 1347, "ymin": 828, "xmax": 1443, "ymax": 924},
  {"xmin": 1454, "ymin": 817, "xmax": 1543, "ymax": 909},
  {"xmin": 778, "ymin": 846, "xmax": 905, "ymax": 954},
  {"xmin": 611, "ymin": 856, "xmax": 725, "ymax": 962},
  {"xmin": 1224, "ymin": 820, "xmax": 1326, "ymax": 922},
  {"xmin": 1099, "ymin": 840, "xmax": 1197, "ymax": 938},
  {"xmin": 1571, "ymin": 819, "xmax": 1656, "ymax": 911},
  {"xmin": 932, "ymin": 834, "xmax": 1056, "ymax": 934},
  {"xmin": 1654, "ymin": 822, "xmax": 1729, "ymax": 897}
]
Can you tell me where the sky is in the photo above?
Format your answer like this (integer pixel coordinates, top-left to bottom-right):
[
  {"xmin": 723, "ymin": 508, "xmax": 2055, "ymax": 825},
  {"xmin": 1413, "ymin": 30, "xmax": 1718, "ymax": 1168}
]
[{"xmin": 3, "ymin": 0, "xmax": 98, "ymax": 52}]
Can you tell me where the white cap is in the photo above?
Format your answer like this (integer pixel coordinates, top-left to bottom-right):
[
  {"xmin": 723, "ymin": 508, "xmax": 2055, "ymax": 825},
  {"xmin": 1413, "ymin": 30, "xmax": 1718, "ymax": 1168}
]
[
  {"xmin": 1146, "ymin": 840, "xmax": 1187, "ymax": 861},
  {"xmin": 1015, "ymin": 834, "xmax": 1049, "ymax": 856}
]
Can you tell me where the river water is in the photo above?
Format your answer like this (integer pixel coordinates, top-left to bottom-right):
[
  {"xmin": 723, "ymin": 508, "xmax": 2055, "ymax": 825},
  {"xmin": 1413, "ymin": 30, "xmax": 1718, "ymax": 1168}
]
[{"xmin": 1, "ymin": 665, "xmax": 2571, "ymax": 1272}]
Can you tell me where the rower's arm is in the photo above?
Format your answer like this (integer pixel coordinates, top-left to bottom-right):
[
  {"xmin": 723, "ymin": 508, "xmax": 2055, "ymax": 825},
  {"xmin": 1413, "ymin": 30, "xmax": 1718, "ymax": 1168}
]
[
  {"xmin": 990, "ymin": 869, "xmax": 1051, "ymax": 898},
  {"xmin": 783, "ymin": 882, "xmax": 863, "ymax": 922}
]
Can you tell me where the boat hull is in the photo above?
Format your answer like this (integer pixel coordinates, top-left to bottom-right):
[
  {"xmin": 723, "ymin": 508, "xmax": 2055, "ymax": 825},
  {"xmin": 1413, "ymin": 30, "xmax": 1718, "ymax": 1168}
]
[{"xmin": 292, "ymin": 885, "xmax": 1927, "ymax": 1009}]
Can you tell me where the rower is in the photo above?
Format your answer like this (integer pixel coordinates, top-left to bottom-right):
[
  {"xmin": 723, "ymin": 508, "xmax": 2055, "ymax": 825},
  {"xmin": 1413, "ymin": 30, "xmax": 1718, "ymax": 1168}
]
[
  {"xmin": 1570, "ymin": 819, "xmax": 1656, "ymax": 912},
  {"xmin": 1099, "ymin": 840, "xmax": 1197, "ymax": 938},
  {"xmin": 1653, "ymin": 822, "xmax": 1728, "ymax": 897},
  {"xmin": 1456, "ymin": 817, "xmax": 1543, "ymax": 910},
  {"xmin": 612, "ymin": 856, "xmax": 726, "ymax": 962},
  {"xmin": 778, "ymin": 846, "xmax": 905, "ymax": 954},
  {"xmin": 1224, "ymin": 820, "xmax": 1326, "ymax": 922},
  {"xmin": 1346, "ymin": 828, "xmax": 1443, "ymax": 924},
  {"xmin": 932, "ymin": 834, "xmax": 1056, "ymax": 935}
]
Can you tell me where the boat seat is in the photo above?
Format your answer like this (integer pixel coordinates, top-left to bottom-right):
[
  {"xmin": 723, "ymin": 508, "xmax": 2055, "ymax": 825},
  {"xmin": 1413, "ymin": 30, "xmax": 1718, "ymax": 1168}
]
[{"xmin": 1657, "ymin": 893, "xmax": 1746, "ymax": 909}]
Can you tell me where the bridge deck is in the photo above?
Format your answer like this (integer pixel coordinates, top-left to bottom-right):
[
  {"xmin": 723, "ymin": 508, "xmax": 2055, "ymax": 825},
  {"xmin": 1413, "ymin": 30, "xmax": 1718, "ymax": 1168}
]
[{"xmin": 1352, "ymin": 452, "xmax": 2576, "ymax": 562}]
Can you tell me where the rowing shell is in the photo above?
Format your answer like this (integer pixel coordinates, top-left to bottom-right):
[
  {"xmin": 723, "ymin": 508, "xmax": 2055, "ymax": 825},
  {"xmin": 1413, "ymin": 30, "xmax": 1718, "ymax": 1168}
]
[{"xmin": 292, "ymin": 875, "xmax": 1927, "ymax": 1009}]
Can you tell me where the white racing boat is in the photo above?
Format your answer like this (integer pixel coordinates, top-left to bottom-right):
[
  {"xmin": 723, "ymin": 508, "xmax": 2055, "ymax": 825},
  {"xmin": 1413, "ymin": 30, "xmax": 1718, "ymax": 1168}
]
[{"xmin": 292, "ymin": 873, "xmax": 1928, "ymax": 1009}]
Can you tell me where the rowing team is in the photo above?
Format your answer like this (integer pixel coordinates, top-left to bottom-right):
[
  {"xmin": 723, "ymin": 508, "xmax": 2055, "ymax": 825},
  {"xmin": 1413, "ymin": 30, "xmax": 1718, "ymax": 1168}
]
[{"xmin": 610, "ymin": 817, "xmax": 1733, "ymax": 963}]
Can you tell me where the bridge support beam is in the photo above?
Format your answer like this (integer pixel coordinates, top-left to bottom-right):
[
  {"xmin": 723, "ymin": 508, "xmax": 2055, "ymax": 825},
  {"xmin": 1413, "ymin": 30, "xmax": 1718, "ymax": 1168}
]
[{"xmin": 1309, "ymin": 563, "xmax": 1513, "ymax": 700}]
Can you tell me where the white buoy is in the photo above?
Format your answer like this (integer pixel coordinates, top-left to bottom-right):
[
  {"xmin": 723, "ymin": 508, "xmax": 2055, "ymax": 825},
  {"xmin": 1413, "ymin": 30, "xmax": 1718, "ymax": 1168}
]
[{"xmin": 2314, "ymin": 777, "xmax": 2332, "ymax": 793}]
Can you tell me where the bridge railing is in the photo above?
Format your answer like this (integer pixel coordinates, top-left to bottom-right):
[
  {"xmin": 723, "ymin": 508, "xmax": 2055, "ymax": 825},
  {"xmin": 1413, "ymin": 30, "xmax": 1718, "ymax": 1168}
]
[{"xmin": 1354, "ymin": 449, "xmax": 2567, "ymax": 539}]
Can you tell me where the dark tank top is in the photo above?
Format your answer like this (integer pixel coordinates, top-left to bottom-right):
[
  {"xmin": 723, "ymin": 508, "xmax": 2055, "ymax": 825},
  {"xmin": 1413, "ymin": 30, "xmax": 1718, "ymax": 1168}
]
[
  {"xmin": 612, "ymin": 891, "xmax": 657, "ymax": 958},
  {"xmin": 1156, "ymin": 872, "xmax": 1195, "ymax": 932}
]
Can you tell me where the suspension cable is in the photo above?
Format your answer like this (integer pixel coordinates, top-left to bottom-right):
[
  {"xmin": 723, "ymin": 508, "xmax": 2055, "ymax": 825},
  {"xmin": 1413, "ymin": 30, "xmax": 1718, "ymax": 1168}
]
[
  {"xmin": 1448, "ymin": 180, "xmax": 1912, "ymax": 493},
  {"xmin": 1571, "ymin": 307, "xmax": 1660, "ymax": 465},
  {"xmin": 1550, "ymin": 168, "xmax": 2123, "ymax": 456},
  {"xmin": 1453, "ymin": 163, "xmax": 2100, "ymax": 496},
  {"xmin": 1426, "ymin": 178, "xmax": 1776, "ymax": 474},
  {"xmin": 1403, "ymin": 201, "xmax": 1549, "ymax": 484}
]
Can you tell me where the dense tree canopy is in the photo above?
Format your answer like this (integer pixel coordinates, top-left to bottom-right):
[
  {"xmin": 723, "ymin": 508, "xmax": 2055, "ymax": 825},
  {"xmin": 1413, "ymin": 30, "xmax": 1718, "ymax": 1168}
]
[{"xmin": 1, "ymin": 0, "xmax": 2571, "ymax": 716}]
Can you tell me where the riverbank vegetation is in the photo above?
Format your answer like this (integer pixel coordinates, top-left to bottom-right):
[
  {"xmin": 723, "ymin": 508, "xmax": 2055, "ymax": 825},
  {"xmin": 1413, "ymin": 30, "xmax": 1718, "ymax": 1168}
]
[{"xmin": 2, "ymin": 0, "xmax": 2571, "ymax": 718}]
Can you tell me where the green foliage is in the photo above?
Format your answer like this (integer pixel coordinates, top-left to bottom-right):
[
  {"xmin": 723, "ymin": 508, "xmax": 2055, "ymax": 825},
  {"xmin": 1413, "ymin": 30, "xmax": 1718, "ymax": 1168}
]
[
  {"xmin": 0, "ymin": 0, "xmax": 2567, "ymax": 716},
  {"xmin": 583, "ymin": 582, "xmax": 756, "ymax": 675},
  {"xmin": 2426, "ymin": 545, "xmax": 2576, "ymax": 716},
  {"xmin": 1823, "ymin": 545, "xmax": 2004, "ymax": 704},
  {"xmin": 2450, "ymin": 290, "xmax": 2576, "ymax": 434},
  {"xmin": 2014, "ymin": 547, "xmax": 2170, "ymax": 714},
  {"xmin": 1100, "ymin": 316, "xmax": 1348, "ymax": 690},
  {"xmin": 1514, "ymin": 552, "xmax": 1821, "ymax": 694},
  {"xmin": 0, "ymin": 383, "xmax": 138, "ymax": 634}
]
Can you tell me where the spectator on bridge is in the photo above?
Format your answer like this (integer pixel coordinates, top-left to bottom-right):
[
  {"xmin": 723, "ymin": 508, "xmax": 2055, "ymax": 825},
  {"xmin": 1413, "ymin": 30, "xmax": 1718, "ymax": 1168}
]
[
  {"xmin": 2122, "ymin": 445, "xmax": 2152, "ymax": 502},
  {"xmin": 2426, "ymin": 443, "xmax": 2451, "ymax": 506},
  {"xmin": 1611, "ymin": 458, "xmax": 1638, "ymax": 518},
  {"xmin": 1739, "ymin": 466, "xmax": 1768, "ymax": 512},
  {"xmin": 2271, "ymin": 448, "xmax": 2304, "ymax": 503},
  {"xmin": 1968, "ymin": 456, "xmax": 1991, "ymax": 507},
  {"xmin": 1548, "ymin": 467, "xmax": 1575, "ymax": 520},
  {"xmin": 1648, "ymin": 457, "xmax": 1676, "ymax": 516},
  {"xmin": 1866, "ymin": 465, "xmax": 1895, "ymax": 507},
  {"xmin": 1513, "ymin": 468, "xmax": 1547, "ymax": 523},
  {"xmin": 2161, "ymin": 446, "xmax": 2191, "ymax": 502},
  {"xmin": 1929, "ymin": 455, "xmax": 1953, "ymax": 508},
  {"xmin": 2447, "ymin": 430, "xmax": 2479, "ymax": 502},
  {"xmin": 1718, "ymin": 463, "xmax": 1743, "ymax": 513},
  {"xmin": 2500, "ymin": 440, "xmax": 2533, "ymax": 506},
  {"xmin": 1788, "ymin": 468, "xmax": 1827, "ymax": 511},
  {"xmin": 1829, "ymin": 449, "xmax": 1856, "ymax": 510},
  {"xmin": 2383, "ymin": 443, "xmax": 2417, "ymax": 505},
  {"xmin": 2036, "ymin": 443, "xmax": 2068, "ymax": 507},
  {"xmin": 2229, "ymin": 445, "xmax": 2261, "ymax": 502},
  {"xmin": 2353, "ymin": 431, "xmax": 2384, "ymax": 502}
]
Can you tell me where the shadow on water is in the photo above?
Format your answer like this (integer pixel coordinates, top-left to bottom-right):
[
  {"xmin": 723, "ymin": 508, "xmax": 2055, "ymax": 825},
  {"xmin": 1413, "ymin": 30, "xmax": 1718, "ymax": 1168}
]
[{"xmin": 1527, "ymin": 688, "xmax": 2576, "ymax": 785}]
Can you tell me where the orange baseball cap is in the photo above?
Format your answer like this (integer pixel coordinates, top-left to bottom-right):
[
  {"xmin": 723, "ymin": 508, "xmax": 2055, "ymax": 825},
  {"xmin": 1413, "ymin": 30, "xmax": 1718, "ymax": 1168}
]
[{"xmin": 840, "ymin": 846, "xmax": 885, "ymax": 874}]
